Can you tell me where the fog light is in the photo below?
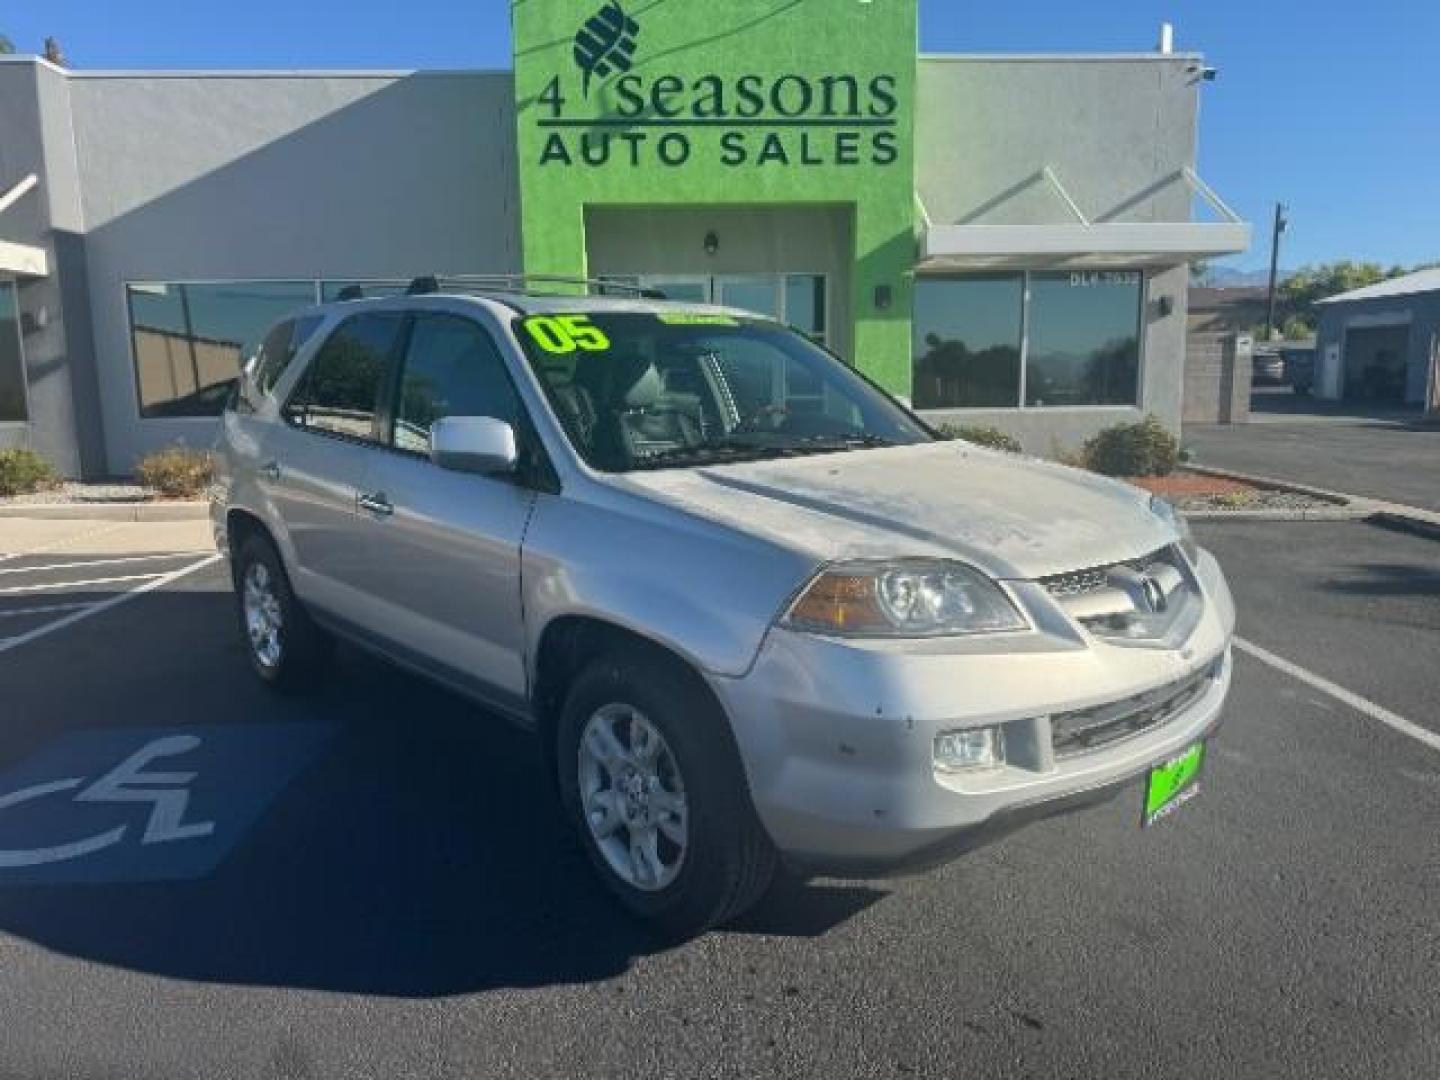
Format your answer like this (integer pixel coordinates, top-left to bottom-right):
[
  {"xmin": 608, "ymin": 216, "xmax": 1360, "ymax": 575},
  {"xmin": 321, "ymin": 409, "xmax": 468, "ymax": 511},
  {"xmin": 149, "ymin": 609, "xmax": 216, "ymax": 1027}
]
[{"xmin": 934, "ymin": 727, "xmax": 1005, "ymax": 772}]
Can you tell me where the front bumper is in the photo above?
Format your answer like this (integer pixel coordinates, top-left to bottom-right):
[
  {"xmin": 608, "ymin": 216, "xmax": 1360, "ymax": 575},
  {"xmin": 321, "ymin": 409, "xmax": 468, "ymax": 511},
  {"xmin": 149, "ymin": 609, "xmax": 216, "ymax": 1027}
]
[{"xmin": 709, "ymin": 549, "xmax": 1236, "ymax": 876}]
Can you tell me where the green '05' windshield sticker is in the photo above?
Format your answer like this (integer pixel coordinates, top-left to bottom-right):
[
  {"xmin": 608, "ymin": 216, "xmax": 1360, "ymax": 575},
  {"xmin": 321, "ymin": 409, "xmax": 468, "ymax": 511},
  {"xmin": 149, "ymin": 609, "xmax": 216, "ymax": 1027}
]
[
  {"xmin": 656, "ymin": 314, "xmax": 740, "ymax": 327},
  {"xmin": 522, "ymin": 315, "xmax": 611, "ymax": 355}
]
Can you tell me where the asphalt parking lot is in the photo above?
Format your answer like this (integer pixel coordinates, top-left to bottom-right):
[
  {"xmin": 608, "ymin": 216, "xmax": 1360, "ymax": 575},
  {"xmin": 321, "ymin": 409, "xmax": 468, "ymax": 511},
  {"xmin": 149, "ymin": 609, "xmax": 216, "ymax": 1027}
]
[{"xmin": 0, "ymin": 518, "xmax": 1437, "ymax": 1079}]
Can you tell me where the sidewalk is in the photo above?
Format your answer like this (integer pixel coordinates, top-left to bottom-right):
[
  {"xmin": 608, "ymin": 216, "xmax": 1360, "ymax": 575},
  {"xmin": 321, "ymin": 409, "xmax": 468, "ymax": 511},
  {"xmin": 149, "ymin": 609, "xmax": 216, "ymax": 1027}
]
[{"xmin": 0, "ymin": 517, "xmax": 216, "ymax": 562}]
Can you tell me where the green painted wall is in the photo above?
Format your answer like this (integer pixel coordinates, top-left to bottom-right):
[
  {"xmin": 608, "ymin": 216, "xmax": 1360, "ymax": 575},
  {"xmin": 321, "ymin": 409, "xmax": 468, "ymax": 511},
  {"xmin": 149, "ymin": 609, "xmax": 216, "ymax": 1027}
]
[{"xmin": 512, "ymin": 0, "xmax": 918, "ymax": 394}]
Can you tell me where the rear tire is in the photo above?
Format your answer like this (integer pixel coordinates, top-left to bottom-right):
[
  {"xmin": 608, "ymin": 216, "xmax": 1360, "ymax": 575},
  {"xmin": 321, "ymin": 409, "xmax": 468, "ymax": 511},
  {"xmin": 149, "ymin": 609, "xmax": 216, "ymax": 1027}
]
[
  {"xmin": 557, "ymin": 647, "xmax": 777, "ymax": 938},
  {"xmin": 233, "ymin": 534, "xmax": 330, "ymax": 692}
]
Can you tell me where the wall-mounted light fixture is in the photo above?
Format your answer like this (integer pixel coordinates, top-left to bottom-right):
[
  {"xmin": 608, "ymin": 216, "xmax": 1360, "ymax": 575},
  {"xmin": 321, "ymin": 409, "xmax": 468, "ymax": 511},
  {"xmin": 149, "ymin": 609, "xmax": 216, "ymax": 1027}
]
[
  {"xmin": 703, "ymin": 230, "xmax": 719, "ymax": 257},
  {"xmin": 874, "ymin": 284, "xmax": 892, "ymax": 311},
  {"xmin": 1154, "ymin": 295, "xmax": 1174, "ymax": 319}
]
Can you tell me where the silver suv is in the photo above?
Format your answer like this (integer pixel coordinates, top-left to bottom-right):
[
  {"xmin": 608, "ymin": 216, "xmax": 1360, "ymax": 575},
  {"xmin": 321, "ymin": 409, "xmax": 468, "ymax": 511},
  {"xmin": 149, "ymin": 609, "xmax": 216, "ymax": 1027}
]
[{"xmin": 213, "ymin": 279, "xmax": 1235, "ymax": 936}]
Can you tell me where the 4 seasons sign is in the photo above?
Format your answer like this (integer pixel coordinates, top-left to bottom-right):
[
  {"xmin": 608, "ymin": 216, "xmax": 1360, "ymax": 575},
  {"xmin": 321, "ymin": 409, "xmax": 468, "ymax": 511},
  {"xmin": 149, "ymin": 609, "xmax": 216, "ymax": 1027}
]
[{"xmin": 535, "ymin": 2, "xmax": 902, "ymax": 170}]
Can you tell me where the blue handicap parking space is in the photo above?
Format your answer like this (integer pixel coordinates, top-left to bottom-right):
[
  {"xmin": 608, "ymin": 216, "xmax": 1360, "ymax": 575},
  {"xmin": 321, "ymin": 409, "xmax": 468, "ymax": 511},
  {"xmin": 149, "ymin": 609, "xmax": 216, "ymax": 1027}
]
[{"xmin": 0, "ymin": 724, "xmax": 335, "ymax": 886}]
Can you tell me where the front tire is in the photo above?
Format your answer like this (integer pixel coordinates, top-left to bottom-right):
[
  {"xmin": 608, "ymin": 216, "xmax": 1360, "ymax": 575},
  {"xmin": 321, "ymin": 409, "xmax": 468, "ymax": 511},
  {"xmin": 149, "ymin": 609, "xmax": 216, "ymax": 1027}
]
[
  {"xmin": 234, "ymin": 534, "xmax": 330, "ymax": 691},
  {"xmin": 557, "ymin": 648, "xmax": 777, "ymax": 938}
]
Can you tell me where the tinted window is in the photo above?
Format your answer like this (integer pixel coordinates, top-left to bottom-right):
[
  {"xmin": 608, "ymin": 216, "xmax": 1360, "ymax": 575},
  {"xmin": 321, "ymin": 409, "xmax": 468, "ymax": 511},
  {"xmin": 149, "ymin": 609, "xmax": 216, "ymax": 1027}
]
[
  {"xmin": 127, "ymin": 282, "xmax": 316, "ymax": 417},
  {"xmin": 0, "ymin": 283, "xmax": 26, "ymax": 423},
  {"xmin": 913, "ymin": 276, "xmax": 1023, "ymax": 408},
  {"xmin": 391, "ymin": 315, "xmax": 523, "ymax": 454},
  {"xmin": 1026, "ymin": 272, "xmax": 1141, "ymax": 407},
  {"xmin": 286, "ymin": 313, "xmax": 403, "ymax": 442}
]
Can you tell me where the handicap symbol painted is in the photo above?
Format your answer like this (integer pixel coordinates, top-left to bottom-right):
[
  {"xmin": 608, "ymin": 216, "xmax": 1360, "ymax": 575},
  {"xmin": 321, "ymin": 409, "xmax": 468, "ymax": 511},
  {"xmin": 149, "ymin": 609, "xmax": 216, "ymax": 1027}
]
[
  {"xmin": 0, "ymin": 735, "xmax": 216, "ymax": 869},
  {"xmin": 0, "ymin": 724, "xmax": 335, "ymax": 886}
]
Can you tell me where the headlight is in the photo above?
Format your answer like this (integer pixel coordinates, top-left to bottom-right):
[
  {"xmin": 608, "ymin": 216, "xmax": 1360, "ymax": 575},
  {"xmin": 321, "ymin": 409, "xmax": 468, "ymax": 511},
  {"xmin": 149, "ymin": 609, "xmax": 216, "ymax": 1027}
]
[
  {"xmin": 1150, "ymin": 495, "xmax": 1199, "ymax": 563},
  {"xmin": 781, "ymin": 560, "xmax": 1028, "ymax": 638}
]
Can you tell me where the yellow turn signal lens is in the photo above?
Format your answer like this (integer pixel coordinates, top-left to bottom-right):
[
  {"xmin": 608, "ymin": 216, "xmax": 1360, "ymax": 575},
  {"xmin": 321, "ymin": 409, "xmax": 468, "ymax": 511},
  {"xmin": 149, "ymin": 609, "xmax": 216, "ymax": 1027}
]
[{"xmin": 784, "ymin": 572, "xmax": 891, "ymax": 634}]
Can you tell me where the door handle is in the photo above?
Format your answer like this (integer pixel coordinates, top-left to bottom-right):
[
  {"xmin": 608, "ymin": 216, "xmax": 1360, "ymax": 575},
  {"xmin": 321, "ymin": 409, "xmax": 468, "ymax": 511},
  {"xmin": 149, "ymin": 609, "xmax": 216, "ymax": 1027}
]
[
  {"xmin": 259, "ymin": 460, "xmax": 281, "ymax": 482},
  {"xmin": 357, "ymin": 491, "xmax": 394, "ymax": 517}
]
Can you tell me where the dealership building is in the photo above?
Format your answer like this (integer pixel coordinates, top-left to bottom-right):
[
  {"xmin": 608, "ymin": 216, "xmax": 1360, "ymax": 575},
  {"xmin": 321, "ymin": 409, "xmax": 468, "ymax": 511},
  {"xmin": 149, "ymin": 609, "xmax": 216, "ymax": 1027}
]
[{"xmin": 0, "ymin": 1, "xmax": 1250, "ymax": 478}]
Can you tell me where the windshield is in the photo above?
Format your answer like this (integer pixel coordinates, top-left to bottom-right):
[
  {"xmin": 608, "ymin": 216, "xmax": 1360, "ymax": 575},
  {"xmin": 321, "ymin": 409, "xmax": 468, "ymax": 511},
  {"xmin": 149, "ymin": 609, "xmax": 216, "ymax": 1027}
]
[{"xmin": 515, "ymin": 312, "xmax": 931, "ymax": 472}]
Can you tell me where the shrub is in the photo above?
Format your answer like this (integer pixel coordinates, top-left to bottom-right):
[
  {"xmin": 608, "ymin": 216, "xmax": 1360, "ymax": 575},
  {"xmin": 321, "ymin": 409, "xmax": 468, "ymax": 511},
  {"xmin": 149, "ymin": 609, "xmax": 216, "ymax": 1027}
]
[
  {"xmin": 1081, "ymin": 416, "xmax": 1180, "ymax": 478},
  {"xmin": 135, "ymin": 445, "xmax": 213, "ymax": 498},
  {"xmin": 935, "ymin": 424, "xmax": 1023, "ymax": 455},
  {"xmin": 0, "ymin": 448, "xmax": 58, "ymax": 498}
]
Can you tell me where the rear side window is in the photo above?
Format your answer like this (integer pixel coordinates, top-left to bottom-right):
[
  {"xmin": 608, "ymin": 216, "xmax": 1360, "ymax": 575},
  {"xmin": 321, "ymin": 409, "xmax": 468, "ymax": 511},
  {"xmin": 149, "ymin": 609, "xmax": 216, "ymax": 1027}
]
[
  {"xmin": 285, "ymin": 313, "xmax": 404, "ymax": 442},
  {"xmin": 390, "ymin": 314, "xmax": 524, "ymax": 454}
]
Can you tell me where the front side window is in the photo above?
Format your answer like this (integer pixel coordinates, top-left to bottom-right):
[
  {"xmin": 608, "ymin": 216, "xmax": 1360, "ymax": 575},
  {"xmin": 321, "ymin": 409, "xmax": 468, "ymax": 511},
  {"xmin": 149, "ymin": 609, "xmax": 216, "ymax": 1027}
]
[
  {"xmin": 285, "ymin": 313, "xmax": 404, "ymax": 442},
  {"xmin": 127, "ymin": 281, "xmax": 317, "ymax": 418},
  {"xmin": 516, "ymin": 312, "xmax": 929, "ymax": 473},
  {"xmin": 912, "ymin": 271, "xmax": 1144, "ymax": 409},
  {"xmin": 391, "ymin": 315, "xmax": 524, "ymax": 454},
  {"xmin": 0, "ymin": 282, "xmax": 26, "ymax": 423}
]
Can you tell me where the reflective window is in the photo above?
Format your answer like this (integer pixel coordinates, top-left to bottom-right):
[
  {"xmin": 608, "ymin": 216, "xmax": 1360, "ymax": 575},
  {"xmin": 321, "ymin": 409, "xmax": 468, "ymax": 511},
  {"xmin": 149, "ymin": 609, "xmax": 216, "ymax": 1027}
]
[
  {"xmin": 285, "ymin": 313, "xmax": 404, "ymax": 442},
  {"xmin": 128, "ymin": 282, "xmax": 316, "ymax": 418},
  {"xmin": 0, "ymin": 283, "xmax": 26, "ymax": 422},
  {"xmin": 391, "ymin": 315, "xmax": 523, "ymax": 455},
  {"xmin": 912, "ymin": 272, "xmax": 1143, "ymax": 409},
  {"xmin": 913, "ymin": 277, "xmax": 1023, "ymax": 408},
  {"xmin": 785, "ymin": 274, "xmax": 827, "ymax": 344},
  {"xmin": 1026, "ymin": 272, "xmax": 1142, "ymax": 407}
]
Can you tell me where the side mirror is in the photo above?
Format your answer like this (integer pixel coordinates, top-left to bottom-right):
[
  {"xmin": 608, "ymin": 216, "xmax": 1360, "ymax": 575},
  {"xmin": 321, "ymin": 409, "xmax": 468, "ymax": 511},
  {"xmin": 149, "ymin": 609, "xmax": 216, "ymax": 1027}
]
[{"xmin": 429, "ymin": 416, "xmax": 518, "ymax": 476}]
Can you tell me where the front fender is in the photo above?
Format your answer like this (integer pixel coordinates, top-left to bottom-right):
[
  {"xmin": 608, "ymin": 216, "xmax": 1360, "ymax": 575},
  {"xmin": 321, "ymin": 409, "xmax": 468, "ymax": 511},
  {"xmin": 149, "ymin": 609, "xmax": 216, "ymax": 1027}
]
[{"xmin": 521, "ymin": 492, "xmax": 815, "ymax": 680}]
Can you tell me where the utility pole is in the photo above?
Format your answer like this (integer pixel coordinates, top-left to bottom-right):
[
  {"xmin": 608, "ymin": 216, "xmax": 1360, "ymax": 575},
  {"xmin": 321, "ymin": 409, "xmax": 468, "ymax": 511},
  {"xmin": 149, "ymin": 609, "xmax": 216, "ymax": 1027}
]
[{"xmin": 1263, "ymin": 202, "xmax": 1288, "ymax": 341}]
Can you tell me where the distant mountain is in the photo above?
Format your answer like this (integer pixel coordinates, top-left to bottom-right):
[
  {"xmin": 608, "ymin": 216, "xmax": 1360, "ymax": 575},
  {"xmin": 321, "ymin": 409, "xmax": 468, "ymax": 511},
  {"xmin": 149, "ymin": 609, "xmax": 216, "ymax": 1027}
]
[{"xmin": 1202, "ymin": 265, "xmax": 1283, "ymax": 287}]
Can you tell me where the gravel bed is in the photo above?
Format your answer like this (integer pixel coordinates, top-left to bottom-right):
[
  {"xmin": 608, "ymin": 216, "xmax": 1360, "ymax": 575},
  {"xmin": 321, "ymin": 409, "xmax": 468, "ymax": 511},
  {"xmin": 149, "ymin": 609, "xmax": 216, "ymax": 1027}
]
[{"xmin": 1169, "ymin": 489, "xmax": 1337, "ymax": 513}]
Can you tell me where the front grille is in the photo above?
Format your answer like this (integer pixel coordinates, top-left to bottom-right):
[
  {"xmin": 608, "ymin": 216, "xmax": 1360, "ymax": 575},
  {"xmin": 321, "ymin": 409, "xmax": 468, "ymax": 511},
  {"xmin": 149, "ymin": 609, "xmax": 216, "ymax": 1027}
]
[
  {"xmin": 1040, "ymin": 547, "xmax": 1169, "ymax": 600},
  {"xmin": 1050, "ymin": 659, "xmax": 1219, "ymax": 759},
  {"xmin": 1042, "ymin": 566, "xmax": 1109, "ymax": 598}
]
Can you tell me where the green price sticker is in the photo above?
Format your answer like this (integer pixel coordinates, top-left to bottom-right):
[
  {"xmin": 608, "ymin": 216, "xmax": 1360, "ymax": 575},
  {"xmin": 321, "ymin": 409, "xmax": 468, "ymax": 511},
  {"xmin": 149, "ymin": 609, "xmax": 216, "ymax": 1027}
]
[
  {"xmin": 656, "ymin": 314, "xmax": 740, "ymax": 327},
  {"xmin": 523, "ymin": 315, "xmax": 611, "ymax": 355}
]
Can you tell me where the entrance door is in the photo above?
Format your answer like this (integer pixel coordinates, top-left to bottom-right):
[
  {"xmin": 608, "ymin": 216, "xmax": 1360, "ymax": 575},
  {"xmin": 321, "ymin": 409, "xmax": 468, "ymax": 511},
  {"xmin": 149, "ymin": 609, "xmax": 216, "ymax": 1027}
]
[{"xmin": 626, "ymin": 274, "xmax": 829, "ymax": 345}]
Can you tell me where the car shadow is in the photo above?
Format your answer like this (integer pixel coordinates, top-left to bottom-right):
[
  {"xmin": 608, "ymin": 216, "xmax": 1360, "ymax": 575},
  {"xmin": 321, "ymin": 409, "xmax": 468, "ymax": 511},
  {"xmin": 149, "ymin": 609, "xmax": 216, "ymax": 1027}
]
[
  {"xmin": 1321, "ymin": 562, "xmax": 1440, "ymax": 600},
  {"xmin": 0, "ymin": 586, "xmax": 886, "ymax": 997}
]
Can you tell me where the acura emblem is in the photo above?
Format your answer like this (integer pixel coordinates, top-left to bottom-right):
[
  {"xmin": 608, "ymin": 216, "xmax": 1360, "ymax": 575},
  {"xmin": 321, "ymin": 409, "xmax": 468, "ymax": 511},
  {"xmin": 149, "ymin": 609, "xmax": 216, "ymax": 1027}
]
[{"xmin": 1139, "ymin": 574, "xmax": 1168, "ymax": 614}]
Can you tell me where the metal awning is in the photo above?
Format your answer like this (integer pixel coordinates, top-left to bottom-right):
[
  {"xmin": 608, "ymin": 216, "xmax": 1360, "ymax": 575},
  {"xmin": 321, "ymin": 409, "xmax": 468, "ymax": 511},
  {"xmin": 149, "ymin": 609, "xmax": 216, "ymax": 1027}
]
[
  {"xmin": 0, "ymin": 174, "xmax": 48, "ymax": 278},
  {"xmin": 917, "ymin": 166, "xmax": 1251, "ymax": 271},
  {"xmin": 0, "ymin": 240, "xmax": 48, "ymax": 278}
]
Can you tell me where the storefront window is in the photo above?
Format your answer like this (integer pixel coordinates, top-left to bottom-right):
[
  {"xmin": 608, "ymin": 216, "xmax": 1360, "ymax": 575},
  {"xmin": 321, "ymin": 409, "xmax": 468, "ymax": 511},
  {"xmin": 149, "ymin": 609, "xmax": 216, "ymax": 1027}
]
[
  {"xmin": 1025, "ymin": 271, "xmax": 1141, "ymax": 407},
  {"xmin": 913, "ymin": 276, "xmax": 1022, "ymax": 408},
  {"xmin": 128, "ymin": 281, "xmax": 317, "ymax": 417},
  {"xmin": 913, "ymin": 271, "xmax": 1143, "ymax": 409},
  {"xmin": 0, "ymin": 282, "xmax": 27, "ymax": 423}
]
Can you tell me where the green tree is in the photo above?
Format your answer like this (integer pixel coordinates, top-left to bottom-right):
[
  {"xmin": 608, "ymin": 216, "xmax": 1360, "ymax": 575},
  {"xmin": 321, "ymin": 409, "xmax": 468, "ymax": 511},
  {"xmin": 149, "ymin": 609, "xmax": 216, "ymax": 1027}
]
[{"xmin": 0, "ymin": 33, "xmax": 15, "ymax": 54}]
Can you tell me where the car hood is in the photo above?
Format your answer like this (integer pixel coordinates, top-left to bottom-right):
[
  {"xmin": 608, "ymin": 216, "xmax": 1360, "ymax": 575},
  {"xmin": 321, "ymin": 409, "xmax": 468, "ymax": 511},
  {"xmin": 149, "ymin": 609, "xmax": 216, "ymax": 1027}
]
[{"xmin": 612, "ymin": 441, "xmax": 1176, "ymax": 580}]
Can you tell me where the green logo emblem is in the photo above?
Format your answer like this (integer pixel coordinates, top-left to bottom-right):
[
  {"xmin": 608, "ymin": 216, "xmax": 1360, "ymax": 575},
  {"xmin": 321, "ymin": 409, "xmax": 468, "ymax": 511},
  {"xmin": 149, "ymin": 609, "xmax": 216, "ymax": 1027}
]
[{"xmin": 573, "ymin": 2, "xmax": 641, "ymax": 98}]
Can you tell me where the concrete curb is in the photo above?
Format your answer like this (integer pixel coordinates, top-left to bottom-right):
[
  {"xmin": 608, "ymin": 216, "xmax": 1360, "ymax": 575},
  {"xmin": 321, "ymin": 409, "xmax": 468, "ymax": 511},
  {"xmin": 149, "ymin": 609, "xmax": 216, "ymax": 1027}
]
[
  {"xmin": 1184, "ymin": 464, "xmax": 1354, "ymax": 506},
  {"xmin": 1188, "ymin": 461, "xmax": 1440, "ymax": 540},
  {"xmin": 1185, "ymin": 507, "xmax": 1372, "ymax": 523},
  {"xmin": 0, "ymin": 501, "xmax": 209, "ymax": 522}
]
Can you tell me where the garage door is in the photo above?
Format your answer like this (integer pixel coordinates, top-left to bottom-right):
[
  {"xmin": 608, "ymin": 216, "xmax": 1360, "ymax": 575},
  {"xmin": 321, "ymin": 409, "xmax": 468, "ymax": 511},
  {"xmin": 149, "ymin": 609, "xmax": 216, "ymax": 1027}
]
[{"xmin": 1343, "ymin": 325, "xmax": 1412, "ymax": 403}]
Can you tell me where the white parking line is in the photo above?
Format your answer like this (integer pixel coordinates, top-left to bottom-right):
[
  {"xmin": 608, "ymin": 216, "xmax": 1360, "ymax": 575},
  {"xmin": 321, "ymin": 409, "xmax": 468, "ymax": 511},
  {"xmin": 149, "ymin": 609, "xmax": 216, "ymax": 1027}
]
[
  {"xmin": 0, "ymin": 555, "xmax": 221, "ymax": 655},
  {"xmin": 1235, "ymin": 635, "xmax": 1440, "ymax": 754},
  {"xmin": 0, "ymin": 552, "xmax": 199, "ymax": 577},
  {"xmin": 0, "ymin": 573, "xmax": 172, "ymax": 596}
]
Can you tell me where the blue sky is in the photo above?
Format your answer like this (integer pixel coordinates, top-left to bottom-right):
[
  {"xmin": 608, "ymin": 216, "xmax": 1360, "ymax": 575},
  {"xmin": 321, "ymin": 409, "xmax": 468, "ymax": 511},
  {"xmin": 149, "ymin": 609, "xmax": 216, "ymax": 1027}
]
[{"xmin": 5, "ymin": 1, "xmax": 1437, "ymax": 271}]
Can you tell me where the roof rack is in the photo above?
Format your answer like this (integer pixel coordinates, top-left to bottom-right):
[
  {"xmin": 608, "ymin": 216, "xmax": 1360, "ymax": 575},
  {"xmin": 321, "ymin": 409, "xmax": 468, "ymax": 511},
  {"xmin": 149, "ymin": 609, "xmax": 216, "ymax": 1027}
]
[{"xmin": 404, "ymin": 274, "xmax": 667, "ymax": 299}]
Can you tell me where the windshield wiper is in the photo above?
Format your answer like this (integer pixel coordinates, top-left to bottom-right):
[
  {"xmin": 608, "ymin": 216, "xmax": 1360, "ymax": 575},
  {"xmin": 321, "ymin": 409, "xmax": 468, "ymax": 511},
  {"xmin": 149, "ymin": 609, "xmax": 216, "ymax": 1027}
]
[{"xmin": 627, "ymin": 434, "xmax": 896, "ymax": 471}]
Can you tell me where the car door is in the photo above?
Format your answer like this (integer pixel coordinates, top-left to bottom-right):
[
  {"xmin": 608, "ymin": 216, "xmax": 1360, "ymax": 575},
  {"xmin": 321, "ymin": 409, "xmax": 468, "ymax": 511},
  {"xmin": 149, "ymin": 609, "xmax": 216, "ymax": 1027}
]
[
  {"xmin": 263, "ymin": 311, "xmax": 404, "ymax": 618},
  {"xmin": 356, "ymin": 311, "xmax": 538, "ymax": 708}
]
